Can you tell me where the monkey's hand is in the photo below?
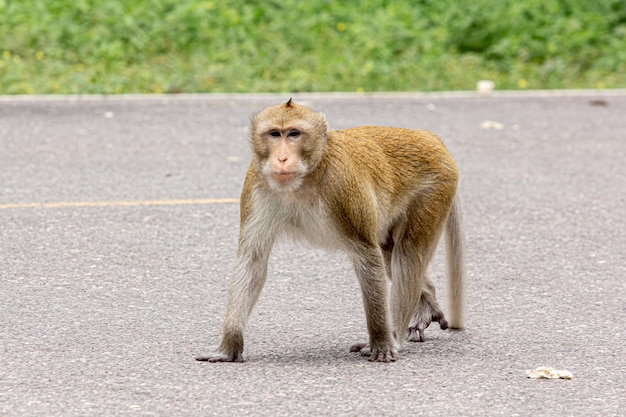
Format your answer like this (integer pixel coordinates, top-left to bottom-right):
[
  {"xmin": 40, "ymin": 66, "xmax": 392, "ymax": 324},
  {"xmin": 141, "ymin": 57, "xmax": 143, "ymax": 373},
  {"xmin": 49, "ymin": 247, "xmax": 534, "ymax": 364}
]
[
  {"xmin": 195, "ymin": 351, "xmax": 244, "ymax": 363},
  {"xmin": 350, "ymin": 343, "xmax": 398, "ymax": 362}
]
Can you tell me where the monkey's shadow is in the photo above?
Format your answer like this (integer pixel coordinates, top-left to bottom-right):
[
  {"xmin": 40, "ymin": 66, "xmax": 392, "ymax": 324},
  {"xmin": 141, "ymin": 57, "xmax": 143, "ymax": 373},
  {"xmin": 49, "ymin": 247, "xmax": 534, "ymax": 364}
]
[{"xmin": 243, "ymin": 329, "xmax": 467, "ymax": 365}]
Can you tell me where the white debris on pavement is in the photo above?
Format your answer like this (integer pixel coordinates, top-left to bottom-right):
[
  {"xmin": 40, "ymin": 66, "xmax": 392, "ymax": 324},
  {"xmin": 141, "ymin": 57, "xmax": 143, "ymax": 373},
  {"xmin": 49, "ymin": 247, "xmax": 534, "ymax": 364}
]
[
  {"xmin": 480, "ymin": 120, "xmax": 505, "ymax": 130},
  {"xmin": 477, "ymin": 80, "xmax": 495, "ymax": 94},
  {"xmin": 526, "ymin": 367, "xmax": 573, "ymax": 379}
]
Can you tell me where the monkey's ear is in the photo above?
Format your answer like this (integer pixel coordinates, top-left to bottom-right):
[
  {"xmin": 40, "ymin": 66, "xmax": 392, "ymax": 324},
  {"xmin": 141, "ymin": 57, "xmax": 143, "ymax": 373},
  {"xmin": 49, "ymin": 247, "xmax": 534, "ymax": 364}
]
[{"xmin": 285, "ymin": 98, "xmax": 294, "ymax": 107}]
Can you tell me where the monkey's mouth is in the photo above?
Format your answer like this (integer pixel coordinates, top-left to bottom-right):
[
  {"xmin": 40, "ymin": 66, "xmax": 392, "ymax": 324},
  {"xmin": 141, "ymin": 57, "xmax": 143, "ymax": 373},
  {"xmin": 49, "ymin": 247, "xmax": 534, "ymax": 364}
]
[{"xmin": 271, "ymin": 171, "xmax": 298, "ymax": 184}]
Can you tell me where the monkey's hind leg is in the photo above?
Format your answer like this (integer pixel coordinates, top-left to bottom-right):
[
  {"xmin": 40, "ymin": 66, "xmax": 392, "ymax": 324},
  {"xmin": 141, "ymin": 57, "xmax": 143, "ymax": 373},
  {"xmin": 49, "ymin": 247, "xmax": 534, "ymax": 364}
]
[
  {"xmin": 409, "ymin": 196, "xmax": 466, "ymax": 342},
  {"xmin": 390, "ymin": 199, "xmax": 451, "ymax": 343},
  {"xmin": 407, "ymin": 277, "xmax": 448, "ymax": 342}
]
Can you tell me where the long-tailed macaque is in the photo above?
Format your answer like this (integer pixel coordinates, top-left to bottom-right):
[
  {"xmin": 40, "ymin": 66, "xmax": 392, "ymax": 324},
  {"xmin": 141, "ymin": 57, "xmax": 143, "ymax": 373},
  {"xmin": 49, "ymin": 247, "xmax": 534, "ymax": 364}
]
[{"xmin": 196, "ymin": 99, "xmax": 465, "ymax": 363}]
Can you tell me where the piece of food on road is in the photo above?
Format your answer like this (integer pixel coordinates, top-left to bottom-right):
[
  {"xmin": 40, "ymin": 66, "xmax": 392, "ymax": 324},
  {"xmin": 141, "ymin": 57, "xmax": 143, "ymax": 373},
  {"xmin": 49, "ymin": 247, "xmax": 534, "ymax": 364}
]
[{"xmin": 526, "ymin": 367, "xmax": 573, "ymax": 379}]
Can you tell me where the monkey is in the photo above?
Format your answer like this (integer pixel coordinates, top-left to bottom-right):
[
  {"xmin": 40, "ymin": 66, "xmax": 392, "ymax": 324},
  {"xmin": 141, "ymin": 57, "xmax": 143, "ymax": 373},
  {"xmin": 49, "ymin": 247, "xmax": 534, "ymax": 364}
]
[{"xmin": 196, "ymin": 99, "xmax": 465, "ymax": 363}]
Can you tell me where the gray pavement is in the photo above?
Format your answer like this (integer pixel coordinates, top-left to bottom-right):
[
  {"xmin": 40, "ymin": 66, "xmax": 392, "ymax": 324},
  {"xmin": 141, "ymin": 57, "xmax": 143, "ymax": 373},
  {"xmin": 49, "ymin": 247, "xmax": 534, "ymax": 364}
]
[{"xmin": 1, "ymin": 92, "xmax": 625, "ymax": 416}]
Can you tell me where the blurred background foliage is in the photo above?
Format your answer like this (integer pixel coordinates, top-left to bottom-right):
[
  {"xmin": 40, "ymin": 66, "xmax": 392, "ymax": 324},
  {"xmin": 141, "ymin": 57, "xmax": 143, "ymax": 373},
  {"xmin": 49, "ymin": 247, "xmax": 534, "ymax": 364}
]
[{"xmin": 1, "ymin": 0, "xmax": 625, "ymax": 94}]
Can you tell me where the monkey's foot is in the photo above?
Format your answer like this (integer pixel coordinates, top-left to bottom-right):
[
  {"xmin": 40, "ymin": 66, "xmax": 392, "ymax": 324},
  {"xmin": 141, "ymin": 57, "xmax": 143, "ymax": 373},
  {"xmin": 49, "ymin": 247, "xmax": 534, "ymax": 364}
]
[
  {"xmin": 350, "ymin": 343, "xmax": 370, "ymax": 356},
  {"xmin": 407, "ymin": 303, "xmax": 448, "ymax": 342},
  {"xmin": 350, "ymin": 343, "xmax": 397, "ymax": 362},
  {"xmin": 195, "ymin": 352, "xmax": 244, "ymax": 363}
]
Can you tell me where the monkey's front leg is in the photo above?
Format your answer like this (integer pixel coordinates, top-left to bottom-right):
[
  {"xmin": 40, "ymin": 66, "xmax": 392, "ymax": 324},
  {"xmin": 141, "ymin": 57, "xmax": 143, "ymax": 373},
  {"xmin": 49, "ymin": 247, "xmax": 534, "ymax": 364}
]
[
  {"xmin": 196, "ymin": 248, "xmax": 270, "ymax": 363},
  {"xmin": 351, "ymin": 249, "xmax": 398, "ymax": 362}
]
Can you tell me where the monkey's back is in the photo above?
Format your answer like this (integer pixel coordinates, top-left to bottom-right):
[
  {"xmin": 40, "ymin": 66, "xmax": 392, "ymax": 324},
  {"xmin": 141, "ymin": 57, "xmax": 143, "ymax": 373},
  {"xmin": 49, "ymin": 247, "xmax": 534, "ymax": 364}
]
[
  {"xmin": 327, "ymin": 126, "xmax": 458, "ymax": 195},
  {"xmin": 315, "ymin": 127, "xmax": 458, "ymax": 244}
]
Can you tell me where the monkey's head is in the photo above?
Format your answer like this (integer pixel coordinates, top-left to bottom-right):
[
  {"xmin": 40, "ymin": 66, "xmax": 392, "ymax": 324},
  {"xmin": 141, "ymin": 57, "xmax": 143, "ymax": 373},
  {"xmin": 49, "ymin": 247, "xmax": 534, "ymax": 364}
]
[{"xmin": 250, "ymin": 99, "xmax": 328, "ymax": 192}]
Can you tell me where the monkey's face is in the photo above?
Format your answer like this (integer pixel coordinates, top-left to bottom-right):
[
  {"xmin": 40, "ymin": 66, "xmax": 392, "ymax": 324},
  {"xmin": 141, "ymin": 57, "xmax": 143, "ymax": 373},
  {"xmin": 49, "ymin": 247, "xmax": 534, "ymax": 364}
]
[
  {"xmin": 259, "ymin": 129, "xmax": 309, "ymax": 192},
  {"xmin": 250, "ymin": 100, "xmax": 328, "ymax": 192}
]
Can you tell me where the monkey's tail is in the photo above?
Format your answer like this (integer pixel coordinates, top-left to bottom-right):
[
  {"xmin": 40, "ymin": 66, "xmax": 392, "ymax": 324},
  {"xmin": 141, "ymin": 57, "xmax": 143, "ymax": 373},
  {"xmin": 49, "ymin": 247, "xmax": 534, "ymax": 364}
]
[{"xmin": 445, "ymin": 196, "xmax": 465, "ymax": 329}]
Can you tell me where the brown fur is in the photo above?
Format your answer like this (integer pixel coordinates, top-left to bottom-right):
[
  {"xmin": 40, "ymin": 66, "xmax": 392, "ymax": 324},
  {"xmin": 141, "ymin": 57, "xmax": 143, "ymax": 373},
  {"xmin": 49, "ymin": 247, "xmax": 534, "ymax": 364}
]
[{"xmin": 196, "ymin": 100, "xmax": 465, "ymax": 363}]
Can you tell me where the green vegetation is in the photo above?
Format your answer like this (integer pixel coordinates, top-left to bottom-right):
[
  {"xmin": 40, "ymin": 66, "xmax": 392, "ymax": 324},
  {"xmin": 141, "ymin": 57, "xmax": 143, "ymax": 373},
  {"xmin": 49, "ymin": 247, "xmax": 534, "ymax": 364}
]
[{"xmin": 1, "ymin": 0, "xmax": 625, "ymax": 94}]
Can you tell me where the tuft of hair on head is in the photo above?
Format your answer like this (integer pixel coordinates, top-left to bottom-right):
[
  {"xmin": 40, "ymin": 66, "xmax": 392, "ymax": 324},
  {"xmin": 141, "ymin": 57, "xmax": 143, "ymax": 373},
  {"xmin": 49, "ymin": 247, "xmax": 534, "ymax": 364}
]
[{"xmin": 285, "ymin": 98, "xmax": 294, "ymax": 107}]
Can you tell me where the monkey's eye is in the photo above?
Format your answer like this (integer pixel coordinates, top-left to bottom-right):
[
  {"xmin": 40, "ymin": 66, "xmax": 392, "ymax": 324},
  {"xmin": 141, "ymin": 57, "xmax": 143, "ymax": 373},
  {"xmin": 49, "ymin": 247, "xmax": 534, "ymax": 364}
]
[
  {"xmin": 269, "ymin": 131, "xmax": 281, "ymax": 137},
  {"xmin": 287, "ymin": 131, "xmax": 301, "ymax": 139}
]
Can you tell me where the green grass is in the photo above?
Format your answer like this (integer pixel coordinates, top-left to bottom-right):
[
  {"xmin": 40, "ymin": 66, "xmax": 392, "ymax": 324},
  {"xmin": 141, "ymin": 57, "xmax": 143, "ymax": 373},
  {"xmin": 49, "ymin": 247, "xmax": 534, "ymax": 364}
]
[{"xmin": 1, "ymin": 0, "xmax": 625, "ymax": 94}]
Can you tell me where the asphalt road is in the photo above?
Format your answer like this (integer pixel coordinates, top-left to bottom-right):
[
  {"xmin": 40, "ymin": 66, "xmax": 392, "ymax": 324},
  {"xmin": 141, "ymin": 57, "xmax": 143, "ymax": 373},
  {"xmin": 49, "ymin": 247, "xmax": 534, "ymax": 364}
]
[{"xmin": 1, "ymin": 91, "xmax": 625, "ymax": 416}]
